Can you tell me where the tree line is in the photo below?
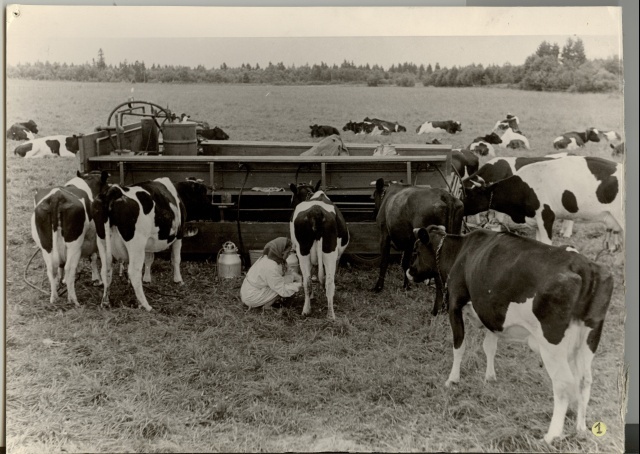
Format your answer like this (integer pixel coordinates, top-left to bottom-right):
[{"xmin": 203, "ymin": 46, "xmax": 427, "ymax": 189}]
[{"xmin": 6, "ymin": 38, "xmax": 622, "ymax": 93}]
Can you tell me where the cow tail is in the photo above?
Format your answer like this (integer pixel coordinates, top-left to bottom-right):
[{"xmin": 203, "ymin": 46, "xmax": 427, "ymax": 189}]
[
  {"xmin": 48, "ymin": 191, "xmax": 65, "ymax": 271},
  {"xmin": 316, "ymin": 238, "xmax": 325, "ymax": 280}
]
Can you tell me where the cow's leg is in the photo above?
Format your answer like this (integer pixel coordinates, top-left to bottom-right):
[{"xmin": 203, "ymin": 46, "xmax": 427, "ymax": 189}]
[
  {"xmin": 536, "ymin": 210, "xmax": 554, "ymax": 245},
  {"xmin": 561, "ymin": 220, "xmax": 574, "ymax": 238},
  {"xmin": 299, "ymin": 254, "xmax": 313, "ymax": 316},
  {"xmin": 401, "ymin": 247, "xmax": 412, "ymax": 290},
  {"xmin": 95, "ymin": 237, "xmax": 112, "ymax": 308},
  {"xmin": 171, "ymin": 239, "xmax": 184, "ymax": 284},
  {"xmin": 483, "ymin": 330, "xmax": 498, "ymax": 382},
  {"xmin": 90, "ymin": 253, "xmax": 102, "ymax": 285},
  {"xmin": 539, "ymin": 344, "xmax": 574, "ymax": 444},
  {"xmin": 126, "ymin": 243, "xmax": 153, "ymax": 311},
  {"xmin": 432, "ymin": 278, "xmax": 443, "ymax": 316},
  {"xmin": 373, "ymin": 234, "xmax": 391, "ymax": 292},
  {"xmin": 323, "ymin": 250, "xmax": 339, "ymax": 320},
  {"xmin": 42, "ymin": 250, "xmax": 60, "ymax": 304},
  {"xmin": 446, "ymin": 302, "xmax": 466, "ymax": 386},
  {"xmin": 63, "ymin": 240, "xmax": 83, "ymax": 307},
  {"xmin": 143, "ymin": 252, "xmax": 154, "ymax": 283},
  {"xmin": 574, "ymin": 342, "xmax": 595, "ymax": 434}
]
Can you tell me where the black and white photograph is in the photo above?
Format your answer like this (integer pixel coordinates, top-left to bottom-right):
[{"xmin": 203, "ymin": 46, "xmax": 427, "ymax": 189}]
[{"xmin": 3, "ymin": 5, "xmax": 627, "ymax": 452}]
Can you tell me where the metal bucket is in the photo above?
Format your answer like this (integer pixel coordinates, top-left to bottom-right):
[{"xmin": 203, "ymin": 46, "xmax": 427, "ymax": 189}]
[{"xmin": 163, "ymin": 122, "xmax": 197, "ymax": 156}]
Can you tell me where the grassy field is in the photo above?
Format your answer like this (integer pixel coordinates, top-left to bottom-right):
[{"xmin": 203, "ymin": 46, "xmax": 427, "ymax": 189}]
[{"xmin": 5, "ymin": 80, "xmax": 627, "ymax": 453}]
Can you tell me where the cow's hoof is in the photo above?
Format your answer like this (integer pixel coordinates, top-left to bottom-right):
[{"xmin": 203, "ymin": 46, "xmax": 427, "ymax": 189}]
[
  {"xmin": 484, "ymin": 374, "xmax": 497, "ymax": 382},
  {"xmin": 141, "ymin": 305, "xmax": 153, "ymax": 312},
  {"xmin": 445, "ymin": 379, "xmax": 458, "ymax": 387},
  {"xmin": 175, "ymin": 281, "xmax": 185, "ymax": 286},
  {"xmin": 543, "ymin": 433, "xmax": 559, "ymax": 445}
]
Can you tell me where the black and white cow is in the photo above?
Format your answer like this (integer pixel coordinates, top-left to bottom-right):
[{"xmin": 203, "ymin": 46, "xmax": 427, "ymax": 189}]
[
  {"xmin": 31, "ymin": 170, "xmax": 110, "ymax": 307},
  {"xmin": 14, "ymin": 135, "xmax": 81, "ymax": 158},
  {"xmin": 495, "ymin": 127, "xmax": 530, "ymax": 150},
  {"xmin": 7, "ymin": 120, "xmax": 39, "ymax": 141},
  {"xmin": 197, "ymin": 126, "xmax": 229, "ymax": 141},
  {"xmin": 553, "ymin": 128, "xmax": 601, "ymax": 150},
  {"xmin": 464, "ymin": 156, "xmax": 624, "ymax": 249},
  {"xmin": 363, "ymin": 117, "xmax": 407, "ymax": 133},
  {"xmin": 342, "ymin": 121, "xmax": 378, "ymax": 135},
  {"xmin": 310, "ymin": 124, "xmax": 341, "ymax": 138},
  {"xmin": 407, "ymin": 225, "xmax": 613, "ymax": 444},
  {"xmin": 493, "ymin": 114, "xmax": 520, "ymax": 133},
  {"xmin": 467, "ymin": 132, "xmax": 502, "ymax": 158},
  {"xmin": 290, "ymin": 181, "xmax": 349, "ymax": 319},
  {"xmin": 465, "ymin": 155, "xmax": 576, "ymax": 236},
  {"xmin": 91, "ymin": 177, "xmax": 210, "ymax": 311},
  {"xmin": 371, "ymin": 179, "xmax": 463, "ymax": 315},
  {"xmin": 416, "ymin": 120, "xmax": 462, "ymax": 135}
]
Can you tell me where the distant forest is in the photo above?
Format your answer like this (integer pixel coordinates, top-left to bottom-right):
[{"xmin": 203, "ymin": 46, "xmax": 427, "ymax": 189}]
[{"xmin": 7, "ymin": 38, "xmax": 622, "ymax": 93}]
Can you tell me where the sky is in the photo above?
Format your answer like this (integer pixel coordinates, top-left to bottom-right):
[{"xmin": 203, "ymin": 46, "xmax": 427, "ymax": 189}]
[{"xmin": 5, "ymin": 6, "xmax": 623, "ymax": 69}]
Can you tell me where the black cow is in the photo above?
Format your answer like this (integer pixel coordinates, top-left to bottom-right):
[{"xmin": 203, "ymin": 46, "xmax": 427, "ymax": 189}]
[
  {"xmin": 290, "ymin": 181, "xmax": 349, "ymax": 319},
  {"xmin": 91, "ymin": 177, "xmax": 210, "ymax": 311},
  {"xmin": 197, "ymin": 126, "xmax": 229, "ymax": 141},
  {"xmin": 553, "ymin": 128, "xmax": 601, "ymax": 150},
  {"xmin": 407, "ymin": 225, "xmax": 613, "ymax": 444},
  {"xmin": 310, "ymin": 124, "xmax": 341, "ymax": 138},
  {"xmin": 31, "ymin": 170, "xmax": 110, "ymax": 307},
  {"xmin": 416, "ymin": 120, "xmax": 462, "ymax": 135},
  {"xmin": 363, "ymin": 117, "xmax": 407, "ymax": 133},
  {"xmin": 7, "ymin": 120, "xmax": 39, "ymax": 141},
  {"xmin": 371, "ymin": 178, "xmax": 464, "ymax": 315}
]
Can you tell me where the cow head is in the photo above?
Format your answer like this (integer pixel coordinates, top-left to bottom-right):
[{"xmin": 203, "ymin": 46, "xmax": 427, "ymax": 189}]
[
  {"xmin": 24, "ymin": 120, "xmax": 39, "ymax": 133},
  {"xmin": 611, "ymin": 142, "xmax": 625, "ymax": 157},
  {"xmin": 407, "ymin": 225, "xmax": 446, "ymax": 284},
  {"xmin": 482, "ymin": 132, "xmax": 502, "ymax": 145},
  {"xmin": 448, "ymin": 121, "xmax": 462, "ymax": 134},
  {"xmin": 342, "ymin": 121, "xmax": 356, "ymax": 132},
  {"xmin": 461, "ymin": 177, "xmax": 493, "ymax": 216},
  {"xmin": 290, "ymin": 180, "xmax": 321, "ymax": 208},
  {"xmin": 396, "ymin": 123, "xmax": 407, "ymax": 132},
  {"xmin": 175, "ymin": 177, "xmax": 211, "ymax": 221},
  {"xmin": 310, "ymin": 124, "xmax": 319, "ymax": 138},
  {"xmin": 586, "ymin": 127, "xmax": 601, "ymax": 143},
  {"xmin": 212, "ymin": 127, "xmax": 229, "ymax": 140},
  {"xmin": 66, "ymin": 135, "xmax": 82, "ymax": 154},
  {"xmin": 77, "ymin": 170, "xmax": 110, "ymax": 197}
]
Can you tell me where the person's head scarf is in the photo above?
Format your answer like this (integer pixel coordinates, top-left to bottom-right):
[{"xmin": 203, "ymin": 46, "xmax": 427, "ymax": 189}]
[{"xmin": 262, "ymin": 237, "xmax": 292, "ymax": 273}]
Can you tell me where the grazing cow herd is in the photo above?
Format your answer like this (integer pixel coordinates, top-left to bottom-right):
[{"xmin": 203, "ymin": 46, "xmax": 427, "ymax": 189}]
[{"xmin": 13, "ymin": 108, "xmax": 626, "ymax": 447}]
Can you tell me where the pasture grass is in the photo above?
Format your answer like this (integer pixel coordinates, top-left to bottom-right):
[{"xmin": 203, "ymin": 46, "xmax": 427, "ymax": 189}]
[{"xmin": 4, "ymin": 80, "xmax": 627, "ymax": 453}]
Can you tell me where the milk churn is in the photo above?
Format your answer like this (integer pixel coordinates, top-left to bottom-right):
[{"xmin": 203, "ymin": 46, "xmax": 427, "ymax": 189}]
[{"xmin": 217, "ymin": 241, "xmax": 242, "ymax": 278}]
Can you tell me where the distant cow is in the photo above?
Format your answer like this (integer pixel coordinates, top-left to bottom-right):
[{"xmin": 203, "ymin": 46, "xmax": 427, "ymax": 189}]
[
  {"xmin": 407, "ymin": 225, "xmax": 613, "ymax": 444},
  {"xmin": 610, "ymin": 142, "xmax": 625, "ymax": 157},
  {"xmin": 7, "ymin": 120, "xmax": 39, "ymax": 141},
  {"xmin": 290, "ymin": 181, "xmax": 349, "ymax": 319},
  {"xmin": 467, "ymin": 132, "xmax": 502, "ymax": 157},
  {"xmin": 310, "ymin": 124, "xmax": 341, "ymax": 138},
  {"xmin": 91, "ymin": 177, "xmax": 210, "ymax": 311},
  {"xmin": 495, "ymin": 127, "xmax": 530, "ymax": 150},
  {"xmin": 14, "ymin": 135, "xmax": 81, "ymax": 158},
  {"xmin": 343, "ymin": 121, "xmax": 376, "ymax": 135},
  {"xmin": 553, "ymin": 128, "xmax": 601, "ymax": 150},
  {"xmin": 371, "ymin": 179, "xmax": 463, "ymax": 315},
  {"xmin": 31, "ymin": 170, "xmax": 110, "ymax": 307},
  {"xmin": 416, "ymin": 120, "xmax": 462, "ymax": 135},
  {"xmin": 364, "ymin": 117, "xmax": 407, "ymax": 133},
  {"xmin": 197, "ymin": 126, "xmax": 229, "ymax": 141},
  {"xmin": 493, "ymin": 113, "xmax": 521, "ymax": 133},
  {"xmin": 464, "ymin": 156, "xmax": 624, "ymax": 250}
]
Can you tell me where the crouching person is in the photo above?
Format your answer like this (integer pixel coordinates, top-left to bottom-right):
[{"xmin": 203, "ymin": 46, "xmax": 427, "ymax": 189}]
[{"xmin": 241, "ymin": 237, "xmax": 302, "ymax": 309}]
